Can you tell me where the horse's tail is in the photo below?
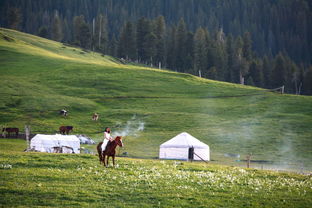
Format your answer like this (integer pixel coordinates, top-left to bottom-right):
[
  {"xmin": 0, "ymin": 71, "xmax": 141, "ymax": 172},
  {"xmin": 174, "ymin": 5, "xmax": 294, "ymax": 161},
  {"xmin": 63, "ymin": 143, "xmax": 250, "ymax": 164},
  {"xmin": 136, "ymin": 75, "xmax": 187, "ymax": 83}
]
[{"xmin": 97, "ymin": 142, "xmax": 103, "ymax": 163}]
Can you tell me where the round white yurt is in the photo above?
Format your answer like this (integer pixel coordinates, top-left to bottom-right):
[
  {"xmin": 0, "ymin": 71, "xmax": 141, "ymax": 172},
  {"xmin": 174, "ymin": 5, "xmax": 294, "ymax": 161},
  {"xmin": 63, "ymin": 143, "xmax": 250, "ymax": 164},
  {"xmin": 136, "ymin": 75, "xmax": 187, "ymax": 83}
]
[
  {"xmin": 30, "ymin": 134, "xmax": 80, "ymax": 153},
  {"xmin": 159, "ymin": 132, "xmax": 210, "ymax": 161}
]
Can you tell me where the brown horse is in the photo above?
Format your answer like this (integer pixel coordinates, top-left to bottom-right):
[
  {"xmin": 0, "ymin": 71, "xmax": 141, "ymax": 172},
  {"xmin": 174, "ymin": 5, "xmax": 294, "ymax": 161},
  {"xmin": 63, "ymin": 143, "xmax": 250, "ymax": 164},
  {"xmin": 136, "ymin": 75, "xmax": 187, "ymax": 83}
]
[
  {"xmin": 97, "ymin": 136, "xmax": 123, "ymax": 167},
  {"xmin": 2, "ymin": 128, "xmax": 19, "ymax": 137},
  {"xmin": 59, "ymin": 126, "xmax": 73, "ymax": 135}
]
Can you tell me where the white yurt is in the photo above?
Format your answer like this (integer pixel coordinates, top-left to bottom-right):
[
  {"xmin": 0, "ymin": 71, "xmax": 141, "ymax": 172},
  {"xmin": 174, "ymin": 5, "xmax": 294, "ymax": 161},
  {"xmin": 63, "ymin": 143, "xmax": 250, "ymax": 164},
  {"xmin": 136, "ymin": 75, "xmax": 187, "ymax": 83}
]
[
  {"xmin": 30, "ymin": 134, "xmax": 80, "ymax": 153},
  {"xmin": 159, "ymin": 132, "xmax": 210, "ymax": 161}
]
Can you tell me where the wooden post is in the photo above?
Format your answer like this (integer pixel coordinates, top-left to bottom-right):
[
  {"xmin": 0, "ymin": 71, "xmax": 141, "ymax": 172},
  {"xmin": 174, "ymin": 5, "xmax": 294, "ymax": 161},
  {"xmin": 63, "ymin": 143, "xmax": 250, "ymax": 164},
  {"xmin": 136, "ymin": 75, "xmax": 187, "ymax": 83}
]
[
  {"xmin": 246, "ymin": 154, "xmax": 252, "ymax": 168},
  {"xmin": 281, "ymin": 85, "xmax": 285, "ymax": 94},
  {"xmin": 199, "ymin": 70, "xmax": 201, "ymax": 78},
  {"xmin": 25, "ymin": 125, "xmax": 30, "ymax": 150}
]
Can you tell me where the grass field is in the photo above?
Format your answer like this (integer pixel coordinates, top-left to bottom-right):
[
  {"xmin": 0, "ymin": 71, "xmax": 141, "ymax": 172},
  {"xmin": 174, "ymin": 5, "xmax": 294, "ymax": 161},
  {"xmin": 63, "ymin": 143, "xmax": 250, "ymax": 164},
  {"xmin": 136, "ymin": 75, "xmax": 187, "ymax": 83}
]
[
  {"xmin": 0, "ymin": 28, "xmax": 312, "ymax": 172},
  {"xmin": 0, "ymin": 139, "xmax": 311, "ymax": 207}
]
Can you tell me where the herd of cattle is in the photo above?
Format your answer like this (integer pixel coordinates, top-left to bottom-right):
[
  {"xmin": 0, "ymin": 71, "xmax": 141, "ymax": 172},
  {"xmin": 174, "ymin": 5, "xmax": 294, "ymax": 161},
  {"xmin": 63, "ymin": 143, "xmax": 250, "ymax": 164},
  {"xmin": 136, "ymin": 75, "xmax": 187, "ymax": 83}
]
[
  {"xmin": 1, "ymin": 111, "xmax": 100, "ymax": 138},
  {"xmin": 2, "ymin": 126, "xmax": 74, "ymax": 137}
]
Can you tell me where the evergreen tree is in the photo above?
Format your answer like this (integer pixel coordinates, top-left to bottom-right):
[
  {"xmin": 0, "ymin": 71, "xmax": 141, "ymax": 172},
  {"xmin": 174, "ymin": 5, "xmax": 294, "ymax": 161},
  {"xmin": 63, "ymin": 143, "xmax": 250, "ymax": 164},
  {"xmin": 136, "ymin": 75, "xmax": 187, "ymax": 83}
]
[
  {"xmin": 108, "ymin": 35, "xmax": 118, "ymax": 57},
  {"xmin": 79, "ymin": 23, "xmax": 91, "ymax": 49},
  {"xmin": 262, "ymin": 56, "xmax": 272, "ymax": 88},
  {"xmin": 175, "ymin": 18, "xmax": 188, "ymax": 72},
  {"xmin": 73, "ymin": 15, "xmax": 91, "ymax": 49},
  {"xmin": 73, "ymin": 15, "xmax": 85, "ymax": 45},
  {"xmin": 225, "ymin": 34, "xmax": 235, "ymax": 82},
  {"xmin": 144, "ymin": 32, "xmax": 157, "ymax": 66},
  {"xmin": 249, "ymin": 59, "xmax": 264, "ymax": 87},
  {"xmin": 153, "ymin": 16, "xmax": 166, "ymax": 68},
  {"xmin": 194, "ymin": 27, "xmax": 208, "ymax": 77},
  {"xmin": 242, "ymin": 32, "xmax": 253, "ymax": 61},
  {"xmin": 166, "ymin": 26, "xmax": 177, "ymax": 70},
  {"xmin": 302, "ymin": 67, "xmax": 312, "ymax": 95},
  {"xmin": 137, "ymin": 17, "xmax": 152, "ymax": 63},
  {"xmin": 185, "ymin": 31, "xmax": 194, "ymax": 73},
  {"xmin": 118, "ymin": 21, "xmax": 136, "ymax": 60},
  {"xmin": 7, "ymin": 7, "xmax": 21, "ymax": 30},
  {"xmin": 93, "ymin": 14, "xmax": 108, "ymax": 53},
  {"xmin": 51, "ymin": 11, "xmax": 63, "ymax": 42},
  {"xmin": 38, "ymin": 26, "xmax": 48, "ymax": 38},
  {"xmin": 271, "ymin": 53, "xmax": 287, "ymax": 88}
]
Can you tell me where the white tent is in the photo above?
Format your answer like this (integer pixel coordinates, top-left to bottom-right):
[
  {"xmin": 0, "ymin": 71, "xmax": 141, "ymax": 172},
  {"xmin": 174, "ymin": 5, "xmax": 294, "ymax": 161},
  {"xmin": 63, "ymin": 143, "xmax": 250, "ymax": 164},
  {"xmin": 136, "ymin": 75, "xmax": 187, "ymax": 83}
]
[
  {"xmin": 159, "ymin": 132, "xmax": 210, "ymax": 161},
  {"xmin": 76, "ymin": 135, "xmax": 95, "ymax": 144},
  {"xmin": 30, "ymin": 134, "xmax": 80, "ymax": 153}
]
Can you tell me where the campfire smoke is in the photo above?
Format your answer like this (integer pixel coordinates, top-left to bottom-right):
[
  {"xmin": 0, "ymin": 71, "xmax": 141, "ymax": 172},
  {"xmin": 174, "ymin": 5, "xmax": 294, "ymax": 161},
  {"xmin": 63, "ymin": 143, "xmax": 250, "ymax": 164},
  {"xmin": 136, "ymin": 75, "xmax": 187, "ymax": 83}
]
[{"xmin": 113, "ymin": 115, "xmax": 145, "ymax": 137}]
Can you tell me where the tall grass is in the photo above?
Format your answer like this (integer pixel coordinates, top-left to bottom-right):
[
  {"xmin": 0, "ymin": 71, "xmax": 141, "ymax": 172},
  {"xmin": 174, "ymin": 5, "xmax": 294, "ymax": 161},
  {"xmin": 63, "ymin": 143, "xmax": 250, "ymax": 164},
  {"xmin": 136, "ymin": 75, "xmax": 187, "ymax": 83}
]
[{"xmin": 0, "ymin": 139, "xmax": 311, "ymax": 207}]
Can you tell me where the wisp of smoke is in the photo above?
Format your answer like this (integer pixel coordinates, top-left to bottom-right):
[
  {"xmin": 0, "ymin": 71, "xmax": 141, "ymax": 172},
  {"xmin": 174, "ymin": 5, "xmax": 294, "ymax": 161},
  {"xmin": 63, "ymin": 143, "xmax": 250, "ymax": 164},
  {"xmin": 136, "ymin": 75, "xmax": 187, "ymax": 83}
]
[{"xmin": 113, "ymin": 115, "xmax": 145, "ymax": 137}]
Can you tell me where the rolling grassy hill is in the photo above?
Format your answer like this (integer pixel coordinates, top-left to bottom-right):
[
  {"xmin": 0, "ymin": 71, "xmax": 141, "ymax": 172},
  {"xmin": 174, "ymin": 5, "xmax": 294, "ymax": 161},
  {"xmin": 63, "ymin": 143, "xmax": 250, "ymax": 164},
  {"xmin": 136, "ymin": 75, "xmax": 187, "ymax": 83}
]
[{"xmin": 0, "ymin": 28, "xmax": 312, "ymax": 171}]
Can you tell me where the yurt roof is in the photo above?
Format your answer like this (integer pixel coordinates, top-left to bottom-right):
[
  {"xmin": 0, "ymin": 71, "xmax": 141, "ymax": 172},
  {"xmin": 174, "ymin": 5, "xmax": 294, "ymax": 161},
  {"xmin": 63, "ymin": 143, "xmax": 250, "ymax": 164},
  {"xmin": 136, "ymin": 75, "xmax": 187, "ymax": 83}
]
[
  {"xmin": 32, "ymin": 134, "xmax": 80, "ymax": 142},
  {"xmin": 160, "ymin": 132, "xmax": 209, "ymax": 149}
]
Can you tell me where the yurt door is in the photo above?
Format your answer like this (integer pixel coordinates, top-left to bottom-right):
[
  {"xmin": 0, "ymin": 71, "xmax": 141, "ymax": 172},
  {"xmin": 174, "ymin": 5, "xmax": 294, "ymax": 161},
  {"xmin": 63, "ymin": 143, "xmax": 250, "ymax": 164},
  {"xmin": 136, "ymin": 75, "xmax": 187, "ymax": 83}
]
[{"xmin": 188, "ymin": 147, "xmax": 194, "ymax": 161}]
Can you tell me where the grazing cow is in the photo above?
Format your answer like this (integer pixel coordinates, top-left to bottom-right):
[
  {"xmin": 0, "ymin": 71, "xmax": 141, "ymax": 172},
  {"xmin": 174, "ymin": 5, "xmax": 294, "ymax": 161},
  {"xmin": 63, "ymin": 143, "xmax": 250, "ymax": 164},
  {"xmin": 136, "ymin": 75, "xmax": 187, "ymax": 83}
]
[
  {"xmin": 2, "ymin": 128, "xmax": 19, "ymax": 137},
  {"xmin": 59, "ymin": 109, "xmax": 68, "ymax": 117},
  {"xmin": 59, "ymin": 126, "xmax": 73, "ymax": 135},
  {"xmin": 92, "ymin": 113, "xmax": 99, "ymax": 121}
]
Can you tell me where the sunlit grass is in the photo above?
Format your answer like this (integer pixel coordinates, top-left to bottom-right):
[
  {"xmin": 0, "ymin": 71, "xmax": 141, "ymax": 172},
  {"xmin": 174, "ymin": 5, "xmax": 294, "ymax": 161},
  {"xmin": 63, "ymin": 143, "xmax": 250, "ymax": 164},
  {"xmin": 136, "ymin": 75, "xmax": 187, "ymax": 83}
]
[{"xmin": 0, "ymin": 139, "xmax": 311, "ymax": 207}]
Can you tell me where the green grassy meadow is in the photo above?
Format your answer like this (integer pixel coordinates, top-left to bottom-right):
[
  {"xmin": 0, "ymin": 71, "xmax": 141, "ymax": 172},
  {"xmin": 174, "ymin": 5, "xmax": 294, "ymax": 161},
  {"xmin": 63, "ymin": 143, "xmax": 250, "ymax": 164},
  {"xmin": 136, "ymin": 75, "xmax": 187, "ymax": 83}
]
[
  {"xmin": 0, "ymin": 139, "xmax": 311, "ymax": 207},
  {"xmin": 0, "ymin": 27, "xmax": 312, "ymax": 173}
]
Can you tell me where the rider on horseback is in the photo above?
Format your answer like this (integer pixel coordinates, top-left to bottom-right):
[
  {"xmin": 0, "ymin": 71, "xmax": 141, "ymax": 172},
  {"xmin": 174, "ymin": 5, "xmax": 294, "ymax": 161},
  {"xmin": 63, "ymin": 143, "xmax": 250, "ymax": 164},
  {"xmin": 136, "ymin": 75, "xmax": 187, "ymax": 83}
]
[{"xmin": 101, "ymin": 127, "xmax": 113, "ymax": 152}]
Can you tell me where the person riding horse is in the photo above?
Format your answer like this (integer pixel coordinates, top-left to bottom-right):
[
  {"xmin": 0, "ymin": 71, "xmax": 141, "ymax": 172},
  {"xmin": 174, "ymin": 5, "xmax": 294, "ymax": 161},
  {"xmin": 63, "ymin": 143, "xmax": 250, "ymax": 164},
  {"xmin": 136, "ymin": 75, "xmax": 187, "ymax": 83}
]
[{"xmin": 101, "ymin": 127, "xmax": 113, "ymax": 151}]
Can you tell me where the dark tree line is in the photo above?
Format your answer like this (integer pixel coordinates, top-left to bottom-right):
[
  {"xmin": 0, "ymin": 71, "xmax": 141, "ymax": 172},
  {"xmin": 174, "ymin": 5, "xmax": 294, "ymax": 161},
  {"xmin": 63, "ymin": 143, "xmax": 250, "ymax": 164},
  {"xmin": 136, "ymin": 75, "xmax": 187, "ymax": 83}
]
[{"xmin": 1, "ymin": 0, "xmax": 312, "ymax": 95}]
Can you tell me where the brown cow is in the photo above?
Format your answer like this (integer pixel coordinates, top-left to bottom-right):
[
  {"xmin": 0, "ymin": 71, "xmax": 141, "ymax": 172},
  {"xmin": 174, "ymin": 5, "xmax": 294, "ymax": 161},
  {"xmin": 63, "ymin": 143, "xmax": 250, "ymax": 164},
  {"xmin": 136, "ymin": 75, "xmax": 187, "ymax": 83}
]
[
  {"xmin": 2, "ymin": 128, "xmax": 19, "ymax": 137},
  {"xmin": 59, "ymin": 126, "xmax": 73, "ymax": 135}
]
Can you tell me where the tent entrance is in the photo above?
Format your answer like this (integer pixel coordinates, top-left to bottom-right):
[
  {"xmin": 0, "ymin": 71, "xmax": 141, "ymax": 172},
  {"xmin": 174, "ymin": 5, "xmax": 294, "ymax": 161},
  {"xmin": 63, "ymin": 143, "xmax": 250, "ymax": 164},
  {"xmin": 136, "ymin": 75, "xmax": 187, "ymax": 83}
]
[{"xmin": 188, "ymin": 147, "xmax": 194, "ymax": 160}]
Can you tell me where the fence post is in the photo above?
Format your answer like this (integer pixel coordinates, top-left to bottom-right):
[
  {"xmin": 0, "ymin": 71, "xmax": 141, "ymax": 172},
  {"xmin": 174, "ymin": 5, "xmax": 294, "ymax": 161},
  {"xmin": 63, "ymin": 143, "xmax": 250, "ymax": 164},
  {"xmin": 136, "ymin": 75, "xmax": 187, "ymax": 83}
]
[
  {"xmin": 25, "ymin": 125, "xmax": 30, "ymax": 149},
  {"xmin": 246, "ymin": 154, "xmax": 252, "ymax": 168}
]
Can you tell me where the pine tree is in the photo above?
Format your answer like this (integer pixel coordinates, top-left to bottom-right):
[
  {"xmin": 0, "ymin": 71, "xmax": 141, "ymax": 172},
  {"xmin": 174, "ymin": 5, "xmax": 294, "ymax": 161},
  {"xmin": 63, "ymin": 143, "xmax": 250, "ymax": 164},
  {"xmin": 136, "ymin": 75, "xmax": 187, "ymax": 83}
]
[
  {"xmin": 271, "ymin": 53, "xmax": 287, "ymax": 88},
  {"xmin": 137, "ymin": 17, "xmax": 152, "ymax": 63},
  {"xmin": 79, "ymin": 23, "xmax": 91, "ymax": 49},
  {"xmin": 73, "ymin": 15, "xmax": 85, "ymax": 46},
  {"xmin": 73, "ymin": 15, "xmax": 91, "ymax": 49},
  {"xmin": 194, "ymin": 27, "xmax": 208, "ymax": 76},
  {"xmin": 118, "ymin": 21, "xmax": 136, "ymax": 60},
  {"xmin": 262, "ymin": 56, "xmax": 272, "ymax": 88},
  {"xmin": 93, "ymin": 14, "xmax": 108, "ymax": 54},
  {"xmin": 51, "ymin": 11, "xmax": 63, "ymax": 42},
  {"xmin": 38, "ymin": 26, "xmax": 48, "ymax": 38},
  {"xmin": 108, "ymin": 35, "xmax": 118, "ymax": 57},
  {"xmin": 153, "ymin": 16, "xmax": 166, "ymax": 68},
  {"xmin": 144, "ymin": 32, "xmax": 157, "ymax": 66},
  {"xmin": 302, "ymin": 66, "xmax": 312, "ymax": 95},
  {"xmin": 242, "ymin": 32, "xmax": 253, "ymax": 61},
  {"xmin": 166, "ymin": 26, "xmax": 177, "ymax": 70},
  {"xmin": 225, "ymin": 34, "xmax": 235, "ymax": 82},
  {"xmin": 249, "ymin": 59, "xmax": 264, "ymax": 87},
  {"xmin": 7, "ymin": 7, "xmax": 21, "ymax": 30},
  {"xmin": 175, "ymin": 18, "xmax": 188, "ymax": 72}
]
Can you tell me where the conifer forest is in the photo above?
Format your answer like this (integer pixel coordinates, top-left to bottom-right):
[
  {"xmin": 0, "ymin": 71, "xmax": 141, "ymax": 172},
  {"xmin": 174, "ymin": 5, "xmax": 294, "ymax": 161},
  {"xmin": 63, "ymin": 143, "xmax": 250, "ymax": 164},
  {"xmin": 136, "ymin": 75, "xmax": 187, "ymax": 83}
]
[{"xmin": 1, "ymin": 0, "xmax": 312, "ymax": 95}]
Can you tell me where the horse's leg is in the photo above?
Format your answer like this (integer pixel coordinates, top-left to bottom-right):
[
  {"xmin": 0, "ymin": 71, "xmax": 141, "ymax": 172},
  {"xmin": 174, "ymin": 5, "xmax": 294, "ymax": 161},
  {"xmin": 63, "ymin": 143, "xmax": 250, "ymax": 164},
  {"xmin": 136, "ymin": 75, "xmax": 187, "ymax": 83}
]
[
  {"xmin": 99, "ymin": 151, "xmax": 102, "ymax": 164},
  {"xmin": 112, "ymin": 155, "xmax": 115, "ymax": 167},
  {"xmin": 103, "ymin": 155, "xmax": 106, "ymax": 167},
  {"xmin": 106, "ymin": 156, "xmax": 110, "ymax": 167}
]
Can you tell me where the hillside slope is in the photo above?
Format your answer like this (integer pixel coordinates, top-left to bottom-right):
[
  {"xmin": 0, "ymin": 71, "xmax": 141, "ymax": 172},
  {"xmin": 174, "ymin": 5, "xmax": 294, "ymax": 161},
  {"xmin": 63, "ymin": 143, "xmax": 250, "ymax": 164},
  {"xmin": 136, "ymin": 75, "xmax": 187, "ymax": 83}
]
[{"xmin": 0, "ymin": 28, "xmax": 312, "ymax": 171}]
